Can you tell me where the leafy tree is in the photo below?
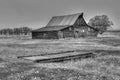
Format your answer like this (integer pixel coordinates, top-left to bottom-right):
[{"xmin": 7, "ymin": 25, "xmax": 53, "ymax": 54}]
[
  {"xmin": 88, "ymin": 15, "xmax": 113, "ymax": 34},
  {"xmin": 14, "ymin": 28, "xmax": 20, "ymax": 35},
  {"xmin": 22, "ymin": 27, "xmax": 32, "ymax": 35}
]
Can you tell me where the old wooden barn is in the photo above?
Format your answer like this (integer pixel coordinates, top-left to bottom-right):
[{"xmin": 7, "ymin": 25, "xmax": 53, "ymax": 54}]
[{"xmin": 32, "ymin": 13, "xmax": 98, "ymax": 39}]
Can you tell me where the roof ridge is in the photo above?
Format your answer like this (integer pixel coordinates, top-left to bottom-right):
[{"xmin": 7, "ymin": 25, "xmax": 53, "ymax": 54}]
[
  {"xmin": 46, "ymin": 25, "xmax": 70, "ymax": 27},
  {"xmin": 53, "ymin": 12, "xmax": 83, "ymax": 17}
]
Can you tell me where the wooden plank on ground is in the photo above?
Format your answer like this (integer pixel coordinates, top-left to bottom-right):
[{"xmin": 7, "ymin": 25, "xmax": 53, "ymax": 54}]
[
  {"xmin": 34, "ymin": 53, "xmax": 95, "ymax": 63},
  {"xmin": 19, "ymin": 52, "xmax": 96, "ymax": 63}
]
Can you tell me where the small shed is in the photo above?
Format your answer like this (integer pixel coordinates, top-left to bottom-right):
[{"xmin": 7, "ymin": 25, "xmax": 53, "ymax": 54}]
[{"xmin": 32, "ymin": 13, "xmax": 98, "ymax": 39}]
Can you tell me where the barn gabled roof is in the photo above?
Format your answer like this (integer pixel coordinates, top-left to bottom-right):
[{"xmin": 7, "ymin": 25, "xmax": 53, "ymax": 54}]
[
  {"xmin": 32, "ymin": 13, "xmax": 97, "ymax": 32},
  {"xmin": 46, "ymin": 13, "xmax": 83, "ymax": 26},
  {"xmin": 32, "ymin": 13, "xmax": 83, "ymax": 32}
]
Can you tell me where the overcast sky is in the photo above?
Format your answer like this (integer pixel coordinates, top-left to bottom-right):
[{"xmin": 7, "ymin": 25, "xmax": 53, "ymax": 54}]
[{"xmin": 0, "ymin": 0, "xmax": 120, "ymax": 29}]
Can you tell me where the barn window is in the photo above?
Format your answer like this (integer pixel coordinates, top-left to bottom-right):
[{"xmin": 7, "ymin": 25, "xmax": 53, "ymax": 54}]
[{"xmin": 82, "ymin": 29, "xmax": 85, "ymax": 32}]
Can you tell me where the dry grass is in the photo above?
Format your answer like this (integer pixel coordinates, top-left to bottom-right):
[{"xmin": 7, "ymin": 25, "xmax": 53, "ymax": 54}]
[
  {"xmin": 2, "ymin": 55, "xmax": 120, "ymax": 80},
  {"xmin": 0, "ymin": 37, "xmax": 120, "ymax": 79},
  {"xmin": 0, "ymin": 38, "xmax": 119, "ymax": 58}
]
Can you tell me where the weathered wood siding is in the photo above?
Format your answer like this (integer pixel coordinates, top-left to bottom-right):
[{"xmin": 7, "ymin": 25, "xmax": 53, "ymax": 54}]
[
  {"xmin": 32, "ymin": 32, "xmax": 43, "ymax": 39},
  {"xmin": 61, "ymin": 26, "xmax": 75, "ymax": 38},
  {"xmin": 74, "ymin": 26, "xmax": 88, "ymax": 37},
  {"xmin": 32, "ymin": 31, "xmax": 58, "ymax": 39},
  {"xmin": 73, "ymin": 16, "xmax": 98, "ymax": 38},
  {"xmin": 57, "ymin": 15, "xmax": 98, "ymax": 39}
]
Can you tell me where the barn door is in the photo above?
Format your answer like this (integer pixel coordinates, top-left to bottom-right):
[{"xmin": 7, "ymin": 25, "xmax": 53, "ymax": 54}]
[
  {"xmin": 58, "ymin": 31, "xmax": 63, "ymax": 39},
  {"xmin": 74, "ymin": 31, "xmax": 79, "ymax": 38}
]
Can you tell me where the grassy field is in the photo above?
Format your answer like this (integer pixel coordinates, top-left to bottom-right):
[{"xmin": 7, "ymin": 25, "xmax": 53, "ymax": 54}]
[{"xmin": 0, "ymin": 37, "xmax": 120, "ymax": 80}]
